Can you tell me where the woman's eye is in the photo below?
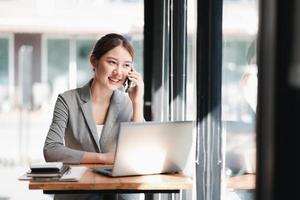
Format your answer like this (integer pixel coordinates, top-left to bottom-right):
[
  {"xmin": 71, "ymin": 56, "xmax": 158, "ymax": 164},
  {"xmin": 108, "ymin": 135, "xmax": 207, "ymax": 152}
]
[
  {"xmin": 108, "ymin": 60, "xmax": 117, "ymax": 65},
  {"xmin": 123, "ymin": 64, "xmax": 132, "ymax": 68}
]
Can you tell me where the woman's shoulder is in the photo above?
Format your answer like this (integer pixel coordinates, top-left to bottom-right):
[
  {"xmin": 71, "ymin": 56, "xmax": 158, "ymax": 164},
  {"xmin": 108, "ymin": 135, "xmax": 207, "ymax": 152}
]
[
  {"xmin": 59, "ymin": 88, "xmax": 79, "ymax": 99},
  {"xmin": 60, "ymin": 81, "xmax": 90, "ymax": 101},
  {"xmin": 55, "ymin": 89, "xmax": 83, "ymax": 108}
]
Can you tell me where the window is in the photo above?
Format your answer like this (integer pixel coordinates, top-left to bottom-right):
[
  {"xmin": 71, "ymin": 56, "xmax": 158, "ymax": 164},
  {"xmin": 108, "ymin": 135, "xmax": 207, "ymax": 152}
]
[
  {"xmin": 0, "ymin": 37, "xmax": 9, "ymax": 112},
  {"xmin": 0, "ymin": 38, "xmax": 9, "ymax": 85},
  {"xmin": 47, "ymin": 38, "xmax": 70, "ymax": 101},
  {"xmin": 186, "ymin": 0, "xmax": 197, "ymax": 120},
  {"xmin": 131, "ymin": 38, "xmax": 144, "ymax": 77},
  {"xmin": 0, "ymin": 35, "xmax": 13, "ymax": 113},
  {"xmin": 76, "ymin": 39, "xmax": 96, "ymax": 87},
  {"xmin": 222, "ymin": 0, "xmax": 258, "ymax": 199}
]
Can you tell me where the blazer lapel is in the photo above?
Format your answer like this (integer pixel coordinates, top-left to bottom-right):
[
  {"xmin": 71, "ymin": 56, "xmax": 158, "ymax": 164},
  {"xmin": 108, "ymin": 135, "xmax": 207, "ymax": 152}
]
[
  {"xmin": 100, "ymin": 91, "xmax": 121, "ymax": 145},
  {"xmin": 78, "ymin": 81, "xmax": 101, "ymax": 152}
]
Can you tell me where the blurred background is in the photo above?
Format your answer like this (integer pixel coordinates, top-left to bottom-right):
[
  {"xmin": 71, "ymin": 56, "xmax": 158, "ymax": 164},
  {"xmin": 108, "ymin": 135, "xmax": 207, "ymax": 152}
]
[{"xmin": 0, "ymin": 0, "xmax": 257, "ymax": 199}]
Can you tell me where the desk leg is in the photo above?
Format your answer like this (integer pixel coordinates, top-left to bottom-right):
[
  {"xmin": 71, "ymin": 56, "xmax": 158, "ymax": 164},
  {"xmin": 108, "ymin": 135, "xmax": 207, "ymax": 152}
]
[
  {"xmin": 154, "ymin": 192, "xmax": 180, "ymax": 200},
  {"xmin": 172, "ymin": 191, "xmax": 181, "ymax": 200},
  {"xmin": 170, "ymin": 190, "xmax": 181, "ymax": 200}
]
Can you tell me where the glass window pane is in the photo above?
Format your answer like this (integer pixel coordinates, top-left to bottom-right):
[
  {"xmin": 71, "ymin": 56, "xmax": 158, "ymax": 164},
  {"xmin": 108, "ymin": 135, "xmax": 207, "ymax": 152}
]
[
  {"xmin": 0, "ymin": 38, "xmax": 9, "ymax": 113},
  {"xmin": 0, "ymin": 38, "xmax": 9, "ymax": 85},
  {"xmin": 76, "ymin": 39, "xmax": 95, "ymax": 87},
  {"xmin": 131, "ymin": 38, "xmax": 144, "ymax": 77},
  {"xmin": 47, "ymin": 39, "xmax": 69, "ymax": 99},
  {"xmin": 222, "ymin": 0, "xmax": 258, "ymax": 199},
  {"xmin": 186, "ymin": 0, "xmax": 197, "ymax": 120}
]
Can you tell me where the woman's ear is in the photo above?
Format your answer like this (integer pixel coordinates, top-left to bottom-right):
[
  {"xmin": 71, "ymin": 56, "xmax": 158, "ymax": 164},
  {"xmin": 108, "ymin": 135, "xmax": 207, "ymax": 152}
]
[{"xmin": 90, "ymin": 55, "xmax": 97, "ymax": 69}]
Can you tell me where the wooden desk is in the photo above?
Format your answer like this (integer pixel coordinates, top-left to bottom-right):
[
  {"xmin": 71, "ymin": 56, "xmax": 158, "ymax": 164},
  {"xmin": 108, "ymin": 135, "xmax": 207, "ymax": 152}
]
[
  {"xmin": 226, "ymin": 174, "xmax": 256, "ymax": 190},
  {"xmin": 29, "ymin": 165, "xmax": 193, "ymax": 194}
]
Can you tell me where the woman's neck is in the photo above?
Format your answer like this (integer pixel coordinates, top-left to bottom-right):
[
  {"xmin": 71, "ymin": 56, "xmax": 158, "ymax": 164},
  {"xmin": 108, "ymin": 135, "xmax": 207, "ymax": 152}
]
[{"xmin": 90, "ymin": 79, "xmax": 113, "ymax": 104}]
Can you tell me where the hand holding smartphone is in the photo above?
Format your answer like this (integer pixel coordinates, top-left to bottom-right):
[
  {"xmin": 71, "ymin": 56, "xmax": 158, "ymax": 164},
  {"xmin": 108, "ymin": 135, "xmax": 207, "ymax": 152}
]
[
  {"xmin": 125, "ymin": 78, "xmax": 132, "ymax": 93},
  {"xmin": 125, "ymin": 67, "xmax": 134, "ymax": 93}
]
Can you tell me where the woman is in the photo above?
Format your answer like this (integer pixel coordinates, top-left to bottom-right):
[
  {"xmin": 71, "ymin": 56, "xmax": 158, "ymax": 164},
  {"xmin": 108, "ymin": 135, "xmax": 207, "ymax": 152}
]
[{"xmin": 43, "ymin": 33, "xmax": 144, "ymax": 200}]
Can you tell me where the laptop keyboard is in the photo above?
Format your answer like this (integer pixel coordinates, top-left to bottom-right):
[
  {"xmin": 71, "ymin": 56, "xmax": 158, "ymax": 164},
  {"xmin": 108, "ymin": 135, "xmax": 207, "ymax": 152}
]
[{"xmin": 105, "ymin": 168, "xmax": 112, "ymax": 172}]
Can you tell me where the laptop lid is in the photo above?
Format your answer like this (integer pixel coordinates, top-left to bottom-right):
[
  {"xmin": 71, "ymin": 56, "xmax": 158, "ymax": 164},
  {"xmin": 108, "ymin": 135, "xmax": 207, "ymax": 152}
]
[{"xmin": 110, "ymin": 121, "xmax": 194, "ymax": 177}]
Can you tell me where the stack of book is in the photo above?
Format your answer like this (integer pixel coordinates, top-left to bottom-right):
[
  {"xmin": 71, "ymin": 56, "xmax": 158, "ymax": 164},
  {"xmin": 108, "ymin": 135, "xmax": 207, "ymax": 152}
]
[{"xmin": 26, "ymin": 162, "xmax": 70, "ymax": 181}]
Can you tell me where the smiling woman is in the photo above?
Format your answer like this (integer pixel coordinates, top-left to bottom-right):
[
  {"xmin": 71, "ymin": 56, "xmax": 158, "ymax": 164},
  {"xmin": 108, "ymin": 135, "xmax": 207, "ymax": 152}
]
[{"xmin": 43, "ymin": 33, "xmax": 145, "ymax": 200}]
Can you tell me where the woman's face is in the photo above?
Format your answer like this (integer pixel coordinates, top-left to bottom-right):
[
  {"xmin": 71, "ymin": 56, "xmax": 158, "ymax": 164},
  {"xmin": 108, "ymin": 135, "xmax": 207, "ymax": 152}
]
[{"xmin": 93, "ymin": 45, "xmax": 133, "ymax": 91}]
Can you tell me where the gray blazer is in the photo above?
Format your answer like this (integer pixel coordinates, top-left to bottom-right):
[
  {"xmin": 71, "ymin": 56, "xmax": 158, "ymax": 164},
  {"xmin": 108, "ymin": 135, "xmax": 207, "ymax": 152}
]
[{"xmin": 43, "ymin": 80, "xmax": 133, "ymax": 164}]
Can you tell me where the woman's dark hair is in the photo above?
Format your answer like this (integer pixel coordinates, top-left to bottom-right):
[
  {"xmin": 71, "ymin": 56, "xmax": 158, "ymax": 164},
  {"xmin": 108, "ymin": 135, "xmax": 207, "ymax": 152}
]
[{"xmin": 91, "ymin": 33, "xmax": 134, "ymax": 60}]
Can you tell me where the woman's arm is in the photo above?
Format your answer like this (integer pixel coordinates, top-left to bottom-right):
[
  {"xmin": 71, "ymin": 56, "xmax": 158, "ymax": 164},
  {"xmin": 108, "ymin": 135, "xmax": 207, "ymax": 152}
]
[
  {"xmin": 80, "ymin": 152, "xmax": 114, "ymax": 164},
  {"xmin": 127, "ymin": 68, "xmax": 144, "ymax": 122},
  {"xmin": 44, "ymin": 95, "xmax": 86, "ymax": 164},
  {"xmin": 132, "ymin": 102, "xmax": 144, "ymax": 122}
]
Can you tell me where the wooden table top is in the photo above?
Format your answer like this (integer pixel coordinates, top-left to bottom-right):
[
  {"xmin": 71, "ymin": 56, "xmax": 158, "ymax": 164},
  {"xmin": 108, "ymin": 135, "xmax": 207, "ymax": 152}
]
[
  {"xmin": 226, "ymin": 174, "xmax": 256, "ymax": 190},
  {"xmin": 28, "ymin": 164, "xmax": 255, "ymax": 191},
  {"xmin": 29, "ymin": 164, "xmax": 193, "ymax": 191}
]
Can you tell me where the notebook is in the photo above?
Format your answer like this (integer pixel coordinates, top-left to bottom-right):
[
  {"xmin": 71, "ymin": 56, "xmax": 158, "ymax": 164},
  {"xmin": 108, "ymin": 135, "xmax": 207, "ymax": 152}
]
[
  {"xmin": 19, "ymin": 166, "xmax": 87, "ymax": 182},
  {"xmin": 30, "ymin": 162, "xmax": 63, "ymax": 171},
  {"xmin": 27, "ymin": 165, "xmax": 70, "ymax": 177},
  {"xmin": 94, "ymin": 121, "xmax": 194, "ymax": 177}
]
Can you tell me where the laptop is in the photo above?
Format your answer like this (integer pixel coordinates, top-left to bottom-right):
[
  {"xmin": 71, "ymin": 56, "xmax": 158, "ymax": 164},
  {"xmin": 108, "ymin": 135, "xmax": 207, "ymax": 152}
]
[{"xmin": 94, "ymin": 121, "xmax": 194, "ymax": 177}]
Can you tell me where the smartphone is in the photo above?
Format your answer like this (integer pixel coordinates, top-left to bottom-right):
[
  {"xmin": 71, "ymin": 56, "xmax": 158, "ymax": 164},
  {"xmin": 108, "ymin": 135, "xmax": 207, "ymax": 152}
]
[
  {"xmin": 125, "ymin": 67, "xmax": 133, "ymax": 93},
  {"xmin": 125, "ymin": 78, "xmax": 132, "ymax": 93}
]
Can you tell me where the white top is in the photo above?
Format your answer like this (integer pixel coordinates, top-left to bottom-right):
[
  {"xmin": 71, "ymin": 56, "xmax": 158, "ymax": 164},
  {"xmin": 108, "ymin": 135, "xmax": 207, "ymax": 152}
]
[{"xmin": 96, "ymin": 124, "xmax": 104, "ymax": 141}]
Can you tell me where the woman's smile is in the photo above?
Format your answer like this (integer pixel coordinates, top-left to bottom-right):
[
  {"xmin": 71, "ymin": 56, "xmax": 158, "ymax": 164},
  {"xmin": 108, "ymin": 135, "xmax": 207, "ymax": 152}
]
[{"xmin": 108, "ymin": 76, "xmax": 123, "ymax": 84}]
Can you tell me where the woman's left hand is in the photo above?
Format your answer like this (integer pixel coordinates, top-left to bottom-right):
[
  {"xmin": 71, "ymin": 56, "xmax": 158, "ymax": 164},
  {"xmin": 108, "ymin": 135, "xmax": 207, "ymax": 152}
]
[{"xmin": 127, "ymin": 67, "xmax": 144, "ymax": 105}]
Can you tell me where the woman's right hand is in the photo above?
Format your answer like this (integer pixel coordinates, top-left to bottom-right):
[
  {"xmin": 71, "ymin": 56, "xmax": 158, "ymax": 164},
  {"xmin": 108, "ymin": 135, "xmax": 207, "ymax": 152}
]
[
  {"xmin": 100, "ymin": 152, "xmax": 115, "ymax": 164},
  {"xmin": 80, "ymin": 152, "xmax": 115, "ymax": 164}
]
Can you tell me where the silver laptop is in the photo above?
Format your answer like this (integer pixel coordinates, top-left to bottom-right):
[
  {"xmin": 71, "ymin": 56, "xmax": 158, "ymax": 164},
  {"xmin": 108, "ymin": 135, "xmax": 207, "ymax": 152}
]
[{"xmin": 94, "ymin": 121, "xmax": 194, "ymax": 177}]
